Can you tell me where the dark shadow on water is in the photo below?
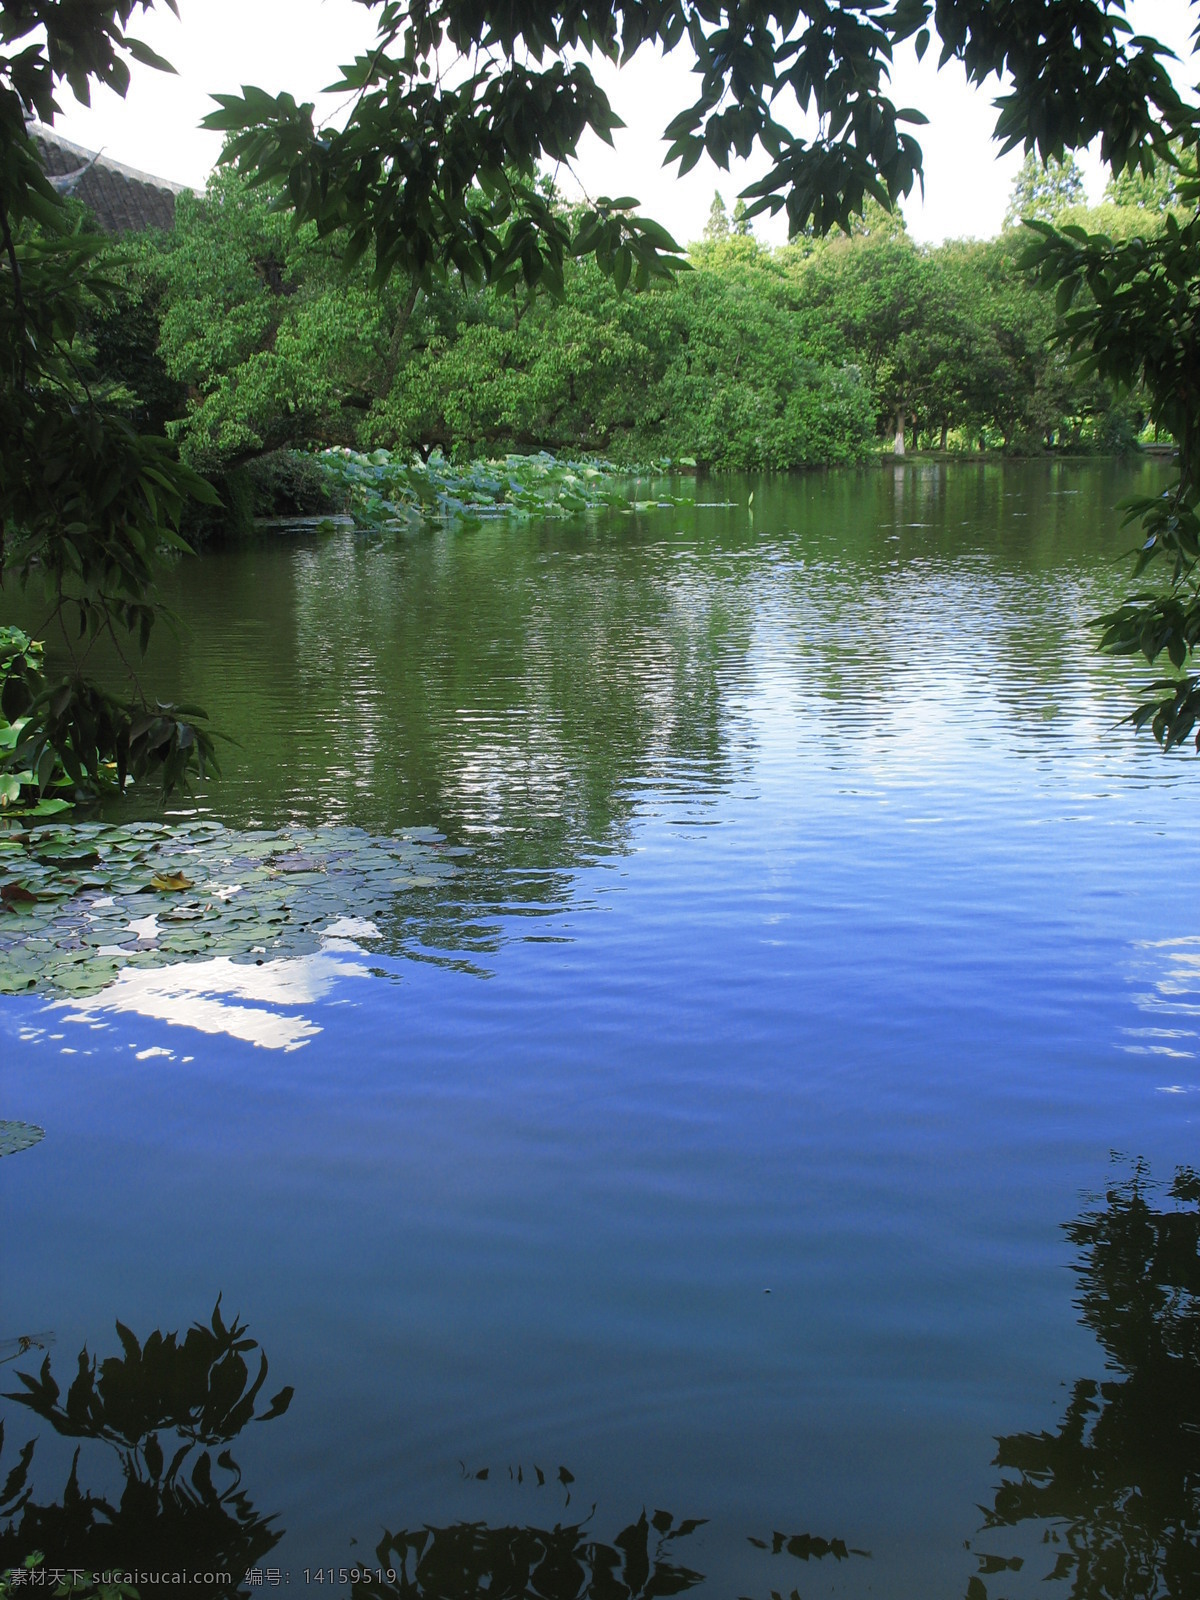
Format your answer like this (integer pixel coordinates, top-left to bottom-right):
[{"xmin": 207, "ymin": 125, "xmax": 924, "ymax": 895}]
[
  {"xmin": 0, "ymin": 1300, "xmax": 291, "ymax": 1590},
  {"xmin": 358, "ymin": 1508, "xmax": 706, "ymax": 1599},
  {"xmin": 8, "ymin": 1157, "xmax": 1197, "ymax": 1600},
  {"xmin": 0, "ymin": 1307, "xmax": 865, "ymax": 1598},
  {"xmin": 966, "ymin": 1158, "xmax": 1200, "ymax": 1599},
  {"xmin": 346, "ymin": 1511, "xmax": 868, "ymax": 1600}
]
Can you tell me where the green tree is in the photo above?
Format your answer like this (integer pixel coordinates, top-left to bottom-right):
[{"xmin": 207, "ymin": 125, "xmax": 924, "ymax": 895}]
[
  {"xmin": 1004, "ymin": 150, "xmax": 1087, "ymax": 228},
  {"xmin": 800, "ymin": 233, "xmax": 943, "ymax": 453},
  {"xmin": 649, "ymin": 241, "xmax": 873, "ymax": 468},
  {"xmin": 133, "ymin": 164, "xmax": 409, "ymax": 471},
  {"xmin": 1023, "ymin": 160, "xmax": 1200, "ymax": 746},
  {"xmin": 937, "ymin": 236, "xmax": 1072, "ymax": 449},
  {"xmin": 703, "ymin": 191, "xmax": 729, "ymax": 241},
  {"xmin": 211, "ymin": 4, "xmax": 1182, "ymax": 269},
  {"xmin": 1105, "ymin": 139, "xmax": 1187, "ymax": 212},
  {"xmin": 1, "ymin": 5, "xmax": 223, "ymax": 807},
  {"xmin": 367, "ymin": 241, "xmax": 875, "ymax": 471},
  {"xmin": 837, "ymin": 195, "xmax": 909, "ymax": 242}
]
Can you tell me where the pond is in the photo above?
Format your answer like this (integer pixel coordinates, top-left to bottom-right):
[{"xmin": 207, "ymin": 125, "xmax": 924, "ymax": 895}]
[{"xmin": 3, "ymin": 459, "xmax": 1199, "ymax": 1598}]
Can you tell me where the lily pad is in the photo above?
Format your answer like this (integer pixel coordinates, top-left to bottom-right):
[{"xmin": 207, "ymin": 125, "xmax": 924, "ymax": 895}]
[
  {"xmin": 0, "ymin": 1120, "xmax": 45, "ymax": 1158},
  {"xmin": 150, "ymin": 871, "xmax": 194, "ymax": 892},
  {"xmin": 0, "ymin": 819, "xmax": 463, "ymax": 998},
  {"xmin": 273, "ymin": 853, "xmax": 324, "ymax": 874}
]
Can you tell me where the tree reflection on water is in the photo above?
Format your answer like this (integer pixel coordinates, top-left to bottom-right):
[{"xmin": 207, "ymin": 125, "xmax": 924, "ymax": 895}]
[
  {"xmin": 358, "ymin": 1508, "xmax": 707, "ymax": 1599},
  {"xmin": 6, "ymin": 1161, "xmax": 1197, "ymax": 1599},
  {"xmin": 0, "ymin": 1305, "xmax": 863, "ymax": 1599},
  {"xmin": 0, "ymin": 1300, "xmax": 291, "ymax": 1585},
  {"xmin": 968, "ymin": 1160, "xmax": 1200, "ymax": 1599}
]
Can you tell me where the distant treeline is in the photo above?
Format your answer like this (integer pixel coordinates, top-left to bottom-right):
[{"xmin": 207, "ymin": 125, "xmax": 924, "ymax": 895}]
[{"xmin": 91, "ymin": 158, "xmax": 1176, "ymax": 487}]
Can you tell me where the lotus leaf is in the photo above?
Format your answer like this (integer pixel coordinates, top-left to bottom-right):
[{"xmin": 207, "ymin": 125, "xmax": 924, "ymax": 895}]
[{"xmin": 311, "ymin": 448, "xmax": 690, "ymax": 534}]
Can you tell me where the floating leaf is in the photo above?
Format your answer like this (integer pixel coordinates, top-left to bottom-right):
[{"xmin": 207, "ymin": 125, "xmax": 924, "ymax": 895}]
[
  {"xmin": 0, "ymin": 1120, "xmax": 45, "ymax": 1158},
  {"xmin": 150, "ymin": 871, "xmax": 194, "ymax": 892},
  {"xmin": 160, "ymin": 902, "xmax": 209, "ymax": 922},
  {"xmin": 0, "ymin": 820, "xmax": 464, "ymax": 998}
]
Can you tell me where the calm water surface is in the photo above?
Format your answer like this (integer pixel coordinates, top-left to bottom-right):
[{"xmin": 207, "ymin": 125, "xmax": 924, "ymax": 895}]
[{"xmin": 3, "ymin": 461, "xmax": 1198, "ymax": 1597}]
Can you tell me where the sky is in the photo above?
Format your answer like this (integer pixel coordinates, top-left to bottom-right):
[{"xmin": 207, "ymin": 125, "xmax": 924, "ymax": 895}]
[{"xmin": 49, "ymin": 0, "xmax": 1199, "ymax": 248}]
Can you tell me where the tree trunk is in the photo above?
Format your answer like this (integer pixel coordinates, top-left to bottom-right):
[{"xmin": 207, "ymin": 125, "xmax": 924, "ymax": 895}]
[
  {"xmin": 939, "ymin": 421, "xmax": 948, "ymax": 451},
  {"xmin": 893, "ymin": 408, "xmax": 905, "ymax": 456},
  {"xmin": 384, "ymin": 280, "xmax": 422, "ymax": 390}
]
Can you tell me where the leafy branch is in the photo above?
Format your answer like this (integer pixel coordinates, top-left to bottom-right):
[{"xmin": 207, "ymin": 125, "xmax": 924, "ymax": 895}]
[
  {"xmin": 1020, "ymin": 152, "xmax": 1200, "ymax": 749},
  {"xmin": 1, "ymin": 3, "xmax": 219, "ymax": 803}
]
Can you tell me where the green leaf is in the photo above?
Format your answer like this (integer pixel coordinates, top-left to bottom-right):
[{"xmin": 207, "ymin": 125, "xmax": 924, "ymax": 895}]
[{"xmin": 125, "ymin": 38, "xmax": 177, "ymax": 75}]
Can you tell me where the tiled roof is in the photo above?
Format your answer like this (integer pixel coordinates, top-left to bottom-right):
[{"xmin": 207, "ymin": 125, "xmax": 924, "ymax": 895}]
[{"xmin": 28, "ymin": 122, "xmax": 188, "ymax": 234}]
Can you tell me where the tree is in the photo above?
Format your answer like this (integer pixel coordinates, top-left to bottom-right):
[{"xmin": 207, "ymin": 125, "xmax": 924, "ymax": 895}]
[
  {"xmin": 837, "ymin": 195, "xmax": 909, "ymax": 242},
  {"xmin": 1004, "ymin": 150, "xmax": 1086, "ymax": 228},
  {"xmin": 703, "ymin": 191, "xmax": 729, "ymax": 241},
  {"xmin": 1, "ymin": 2, "xmax": 218, "ymax": 807},
  {"xmin": 132, "ymin": 164, "xmax": 412, "ymax": 472},
  {"xmin": 4, "ymin": 2, "xmax": 1198, "ymax": 799},
  {"xmin": 1105, "ymin": 139, "xmax": 1187, "ymax": 213},
  {"xmin": 209, "ymin": 4, "xmax": 1184, "ymax": 276},
  {"xmin": 800, "ymin": 232, "xmax": 942, "ymax": 453},
  {"xmin": 1021, "ymin": 146, "xmax": 1200, "ymax": 747},
  {"xmin": 365, "ymin": 241, "xmax": 875, "ymax": 470}
]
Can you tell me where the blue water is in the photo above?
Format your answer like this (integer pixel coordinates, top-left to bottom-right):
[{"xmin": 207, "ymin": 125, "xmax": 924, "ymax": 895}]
[{"xmin": 3, "ymin": 460, "xmax": 1197, "ymax": 1596}]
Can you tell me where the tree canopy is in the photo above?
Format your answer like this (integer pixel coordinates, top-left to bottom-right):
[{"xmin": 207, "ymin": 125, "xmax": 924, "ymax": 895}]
[
  {"xmin": 113, "ymin": 156, "xmax": 1141, "ymax": 478},
  {"xmin": 208, "ymin": 2, "xmax": 1190, "ymax": 285}
]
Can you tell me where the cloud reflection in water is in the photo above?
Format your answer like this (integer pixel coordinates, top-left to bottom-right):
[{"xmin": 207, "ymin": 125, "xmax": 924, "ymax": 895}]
[{"xmin": 58, "ymin": 950, "xmax": 372, "ymax": 1052}]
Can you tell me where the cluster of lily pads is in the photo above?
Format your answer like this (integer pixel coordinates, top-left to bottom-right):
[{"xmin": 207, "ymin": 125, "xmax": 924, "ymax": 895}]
[
  {"xmin": 0, "ymin": 818, "xmax": 464, "ymax": 998},
  {"xmin": 312, "ymin": 447, "xmax": 685, "ymax": 532}
]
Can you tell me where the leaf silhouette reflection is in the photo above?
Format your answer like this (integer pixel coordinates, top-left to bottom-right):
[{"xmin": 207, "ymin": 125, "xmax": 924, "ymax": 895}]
[
  {"xmin": 0, "ymin": 1299, "xmax": 290, "ymax": 1588},
  {"xmin": 0, "ymin": 1301, "xmax": 868, "ymax": 1599},
  {"xmin": 360, "ymin": 1506, "xmax": 705, "ymax": 1599},
  {"xmin": 969, "ymin": 1160, "xmax": 1200, "ymax": 1599}
]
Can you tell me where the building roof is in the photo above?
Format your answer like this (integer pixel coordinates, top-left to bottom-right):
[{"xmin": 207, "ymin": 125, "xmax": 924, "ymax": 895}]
[{"xmin": 28, "ymin": 122, "xmax": 189, "ymax": 234}]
